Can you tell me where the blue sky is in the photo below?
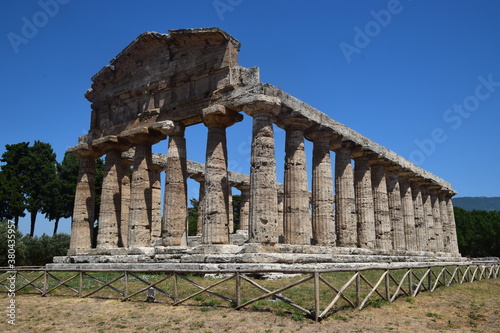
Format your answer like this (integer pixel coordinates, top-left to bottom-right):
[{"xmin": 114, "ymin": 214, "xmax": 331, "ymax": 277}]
[{"xmin": 1, "ymin": 0, "xmax": 499, "ymax": 236}]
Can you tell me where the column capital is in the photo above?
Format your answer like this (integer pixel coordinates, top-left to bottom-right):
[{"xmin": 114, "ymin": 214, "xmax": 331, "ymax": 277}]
[
  {"xmin": 305, "ymin": 126, "xmax": 335, "ymax": 143},
  {"xmin": 202, "ymin": 104, "xmax": 243, "ymax": 128},
  {"xmin": 150, "ymin": 120, "xmax": 185, "ymax": 136},
  {"xmin": 118, "ymin": 126, "xmax": 166, "ymax": 145},
  {"xmin": 278, "ymin": 115, "xmax": 313, "ymax": 132},
  {"xmin": 240, "ymin": 95, "xmax": 281, "ymax": 117},
  {"xmin": 330, "ymin": 138, "xmax": 357, "ymax": 151},
  {"xmin": 93, "ymin": 135, "xmax": 131, "ymax": 152}
]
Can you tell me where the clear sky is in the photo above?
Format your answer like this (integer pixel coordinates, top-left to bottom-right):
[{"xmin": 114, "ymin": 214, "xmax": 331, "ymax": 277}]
[{"xmin": 1, "ymin": 0, "xmax": 499, "ymax": 237}]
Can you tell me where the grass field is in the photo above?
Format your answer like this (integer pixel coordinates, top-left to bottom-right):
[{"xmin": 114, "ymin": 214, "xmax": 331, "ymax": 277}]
[{"xmin": 0, "ymin": 269, "xmax": 498, "ymax": 332}]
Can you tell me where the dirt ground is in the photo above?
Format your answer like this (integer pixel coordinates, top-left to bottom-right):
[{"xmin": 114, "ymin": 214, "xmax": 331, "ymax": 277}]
[{"xmin": 1, "ymin": 278, "xmax": 499, "ymax": 333}]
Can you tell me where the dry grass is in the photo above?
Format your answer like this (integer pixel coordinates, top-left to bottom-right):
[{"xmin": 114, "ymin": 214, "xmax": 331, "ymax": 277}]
[{"xmin": 1, "ymin": 274, "xmax": 498, "ymax": 332}]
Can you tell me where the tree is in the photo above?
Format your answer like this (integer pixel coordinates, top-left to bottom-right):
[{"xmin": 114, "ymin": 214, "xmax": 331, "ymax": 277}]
[
  {"xmin": 455, "ymin": 207, "xmax": 500, "ymax": 257},
  {"xmin": 23, "ymin": 141, "xmax": 59, "ymax": 237},
  {"xmin": 45, "ymin": 152, "xmax": 80, "ymax": 235},
  {"xmin": 188, "ymin": 198, "xmax": 199, "ymax": 236},
  {"xmin": 0, "ymin": 142, "xmax": 30, "ymax": 228}
]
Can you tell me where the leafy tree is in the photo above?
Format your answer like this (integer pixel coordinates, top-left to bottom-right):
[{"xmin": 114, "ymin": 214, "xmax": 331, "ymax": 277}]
[
  {"xmin": 22, "ymin": 233, "xmax": 71, "ymax": 266},
  {"xmin": 45, "ymin": 152, "xmax": 80, "ymax": 235},
  {"xmin": 188, "ymin": 198, "xmax": 199, "ymax": 236},
  {"xmin": 0, "ymin": 220, "xmax": 26, "ymax": 266},
  {"xmin": 455, "ymin": 207, "xmax": 500, "ymax": 257},
  {"xmin": 0, "ymin": 142, "xmax": 30, "ymax": 227},
  {"xmin": 23, "ymin": 141, "xmax": 59, "ymax": 237}
]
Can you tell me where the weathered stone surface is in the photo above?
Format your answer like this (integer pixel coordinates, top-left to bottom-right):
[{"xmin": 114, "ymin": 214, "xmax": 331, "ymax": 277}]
[
  {"xmin": 311, "ymin": 133, "xmax": 335, "ymax": 246},
  {"xmin": 370, "ymin": 164, "xmax": 392, "ymax": 250},
  {"xmin": 354, "ymin": 158, "xmax": 376, "ymax": 249},
  {"xmin": 334, "ymin": 145, "xmax": 357, "ymax": 247},
  {"xmin": 386, "ymin": 169, "xmax": 405, "ymax": 251},
  {"xmin": 446, "ymin": 195, "xmax": 460, "ymax": 254},
  {"xmin": 69, "ymin": 152, "xmax": 99, "ymax": 253},
  {"xmin": 430, "ymin": 189, "xmax": 445, "ymax": 252},
  {"xmin": 411, "ymin": 181, "xmax": 427, "ymax": 251},
  {"xmin": 399, "ymin": 175, "xmax": 417, "ymax": 251},
  {"xmin": 421, "ymin": 186, "xmax": 436, "ymax": 252},
  {"xmin": 163, "ymin": 128, "xmax": 188, "ymax": 246},
  {"xmin": 244, "ymin": 101, "xmax": 280, "ymax": 244},
  {"xmin": 202, "ymin": 105, "xmax": 242, "ymax": 244},
  {"xmin": 283, "ymin": 120, "xmax": 311, "ymax": 245},
  {"xmin": 236, "ymin": 184, "xmax": 250, "ymax": 230},
  {"xmin": 96, "ymin": 149, "xmax": 124, "ymax": 248}
]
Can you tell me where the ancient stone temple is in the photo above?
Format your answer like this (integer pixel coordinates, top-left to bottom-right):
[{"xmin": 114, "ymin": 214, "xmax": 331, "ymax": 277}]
[{"xmin": 56, "ymin": 28, "xmax": 462, "ymax": 268}]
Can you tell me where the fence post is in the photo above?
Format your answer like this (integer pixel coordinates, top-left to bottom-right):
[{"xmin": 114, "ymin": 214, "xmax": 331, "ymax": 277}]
[
  {"xmin": 356, "ymin": 271, "xmax": 361, "ymax": 307},
  {"xmin": 124, "ymin": 271, "xmax": 128, "ymax": 300},
  {"xmin": 427, "ymin": 267, "xmax": 432, "ymax": 292},
  {"xmin": 43, "ymin": 270, "xmax": 48, "ymax": 295},
  {"xmin": 236, "ymin": 271, "xmax": 241, "ymax": 308},
  {"xmin": 408, "ymin": 268, "xmax": 413, "ymax": 296},
  {"xmin": 385, "ymin": 269, "xmax": 390, "ymax": 301},
  {"xmin": 314, "ymin": 272, "xmax": 320, "ymax": 322},
  {"xmin": 79, "ymin": 271, "xmax": 83, "ymax": 297},
  {"xmin": 174, "ymin": 272, "xmax": 178, "ymax": 303}
]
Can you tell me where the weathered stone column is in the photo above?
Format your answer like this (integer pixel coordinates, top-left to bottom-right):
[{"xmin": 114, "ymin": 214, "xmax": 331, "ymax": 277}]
[
  {"xmin": 277, "ymin": 185, "xmax": 284, "ymax": 241},
  {"xmin": 386, "ymin": 168, "xmax": 405, "ymax": 250},
  {"xmin": 243, "ymin": 98, "xmax": 280, "ymax": 244},
  {"xmin": 202, "ymin": 105, "xmax": 242, "ymax": 244},
  {"xmin": 95, "ymin": 139, "xmax": 129, "ymax": 249},
  {"xmin": 228, "ymin": 185, "xmax": 234, "ymax": 234},
  {"xmin": 150, "ymin": 164, "xmax": 162, "ymax": 243},
  {"xmin": 410, "ymin": 180, "xmax": 427, "ymax": 252},
  {"xmin": 310, "ymin": 131, "xmax": 335, "ymax": 246},
  {"xmin": 283, "ymin": 119, "xmax": 312, "ymax": 245},
  {"xmin": 438, "ymin": 191, "xmax": 451, "ymax": 252},
  {"xmin": 69, "ymin": 146, "xmax": 101, "ymax": 253},
  {"xmin": 421, "ymin": 185, "xmax": 436, "ymax": 252},
  {"xmin": 193, "ymin": 176, "xmax": 205, "ymax": 236},
  {"xmin": 445, "ymin": 194, "xmax": 460, "ymax": 254},
  {"xmin": 353, "ymin": 157, "xmax": 376, "ymax": 249},
  {"xmin": 333, "ymin": 142, "xmax": 357, "ymax": 248},
  {"xmin": 399, "ymin": 174, "xmax": 417, "ymax": 251},
  {"xmin": 429, "ymin": 188, "xmax": 445, "ymax": 252},
  {"xmin": 236, "ymin": 184, "xmax": 250, "ymax": 231},
  {"xmin": 119, "ymin": 157, "xmax": 132, "ymax": 247},
  {"xmin": 370, "ymin": 163, "xmax": 392, "ymax": 250},
  {"xmin": 163, "ymin": 125, "xmax": 188, "ymax": 246},
  {"xmin": 121, "ymin": 127, "xmax": 165, "ymax": 248}
]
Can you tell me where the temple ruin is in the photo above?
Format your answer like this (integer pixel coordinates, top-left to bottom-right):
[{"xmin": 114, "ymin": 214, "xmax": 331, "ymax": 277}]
[{"xmin": 55, "ymin": 28, "xmax": 462, "ymax": 269}]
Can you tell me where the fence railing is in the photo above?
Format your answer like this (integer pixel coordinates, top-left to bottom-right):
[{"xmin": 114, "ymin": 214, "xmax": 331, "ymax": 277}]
[{"xmin": 1, "ymin": 263, "xmax": 498, "ymax": 322}]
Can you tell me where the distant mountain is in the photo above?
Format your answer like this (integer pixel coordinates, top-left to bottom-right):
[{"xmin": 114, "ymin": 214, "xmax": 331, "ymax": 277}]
[{"xmin": 453, "ymin": 197, "xmax": 500, "ymax": 211}]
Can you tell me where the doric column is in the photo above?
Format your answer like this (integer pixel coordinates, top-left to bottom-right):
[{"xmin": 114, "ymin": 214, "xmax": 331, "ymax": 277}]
[
  {"xmin": 438, "ymin": 191, "xmax": 451, "ymax": 252},
  {"xmin": 228, "ymin": 185, "xmax": 234, "ymax": 234},
  {"xmin": 69, "ymin": 145, "xmax": 101, "ymax": 253},
  {"xmin": 353, "ymin": 157, "xmax": 376, "ymax": 249},
  {"xmin": 410, "ymin": 180, "xmax": 427, "ymax": 251},
  {"xmin": 429, "ymin": 188, "xmax": 445, "ymax": 252},
  {"xmin": 333, "ymin": 141, "xmax": 357, "ymax": 248},
  {"xmin": 235, "ymin": 184, "xmax": 250, "ymax": 231},
  {"xmin": 370, "ymin": 163, "xmax": 392, "ymax": 250},
  {"xmin": 421, "ymin": 185, "xmax": 436, "ymax": 252},
  {"xmin": 202, "ymin": 105, "xmax": 242, "ymax": 244},
  {"xmin": 399, "ymin": 173, "xmax": 417, "ymax": 251},
  {"xmin": 150, "ymin": 164, "xmax": 162, "ymax": 242},
  {"xmin": 120, "ymin": 126, "xmax": 165, "ymax": 248},
  {"xmin": 445, "ymin": 194, "xmax": 460, "ymax": 254},
  {"xmin": 162, "ymin": 124, "xmax": 188, "ymax": 246},
  {"xmin": 310, "ymin": 130, "xmax": 335, "ymax": 246},
  {"xmin": 386, "ymin": 168, "xmax": 405, "ymax": 250},
  {"xmin": 119, "ymin": 157, "xmax": 132, "ymax": 247},
  {"xmin": 193, "ymin": 176, "xmax": 205, "ymax": 236},
  {"xmin": 277, "ymin": 185, "xmax": 284, "ymax": 241},
  {"xmin": 243, "ymin": 98, "xmax": 280, "ymax": 244},
  {"xmin": 94, "ymin": 136, "xmax": 130, "ymax": 249},
  {"xmin": 283, "ymin": 118, "xmax": 311, "ymax": 245}
]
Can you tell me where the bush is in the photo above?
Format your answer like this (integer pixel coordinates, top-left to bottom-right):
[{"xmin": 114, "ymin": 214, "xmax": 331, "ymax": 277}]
[{"xmin": 0, "ymin": 220, "xmax": 70, "ymax": 266}]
